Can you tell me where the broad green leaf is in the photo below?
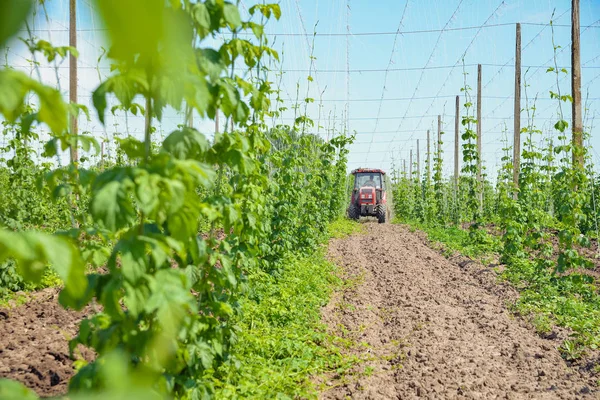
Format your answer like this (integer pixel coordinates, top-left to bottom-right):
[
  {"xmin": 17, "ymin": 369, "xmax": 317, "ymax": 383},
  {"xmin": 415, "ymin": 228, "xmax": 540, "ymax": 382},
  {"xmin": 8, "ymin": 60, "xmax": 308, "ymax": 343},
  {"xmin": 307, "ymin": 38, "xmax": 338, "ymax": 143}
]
[
  {"xmin": 223, "ymin": 3, "xmax": 242, "ymax": 29},
  {"xmin": 0, "ymin": 379, "xmax": 38, "ymax": 400},
  {"xmin": 0, "ymin": 230, "xmax": 87, "ymax": 300},
  {"xmin": 192, "ymin": 3, "xmax": 211, "ymax": 33},
  {"xmin": 0, "ymin": 70, "xmax": 68, "ymax": 133},
  {"xmin": 196, "ymin": 48, "xmax": 226, "ymax": 81},
  {"xmin": 554, "ymin": 119, "xmax": 568, "ymax": 133},
  {"xmin": 91, "ymin": 169, "xmax": 136, "ymax": 232},
  {"xmin": 146, "ymin": 269, "xmax": 195, "ymax": 334},
  {"xmin": 0, "ymin": 0, "xmax": 33, "ymax": 48},
  {"xmin": 117, "ymin": 136, "xmax": 146, "ymax": 160},
  {"xmin": 95, "ymin": 0, "xmax": 164, "ymax": 63},
  {"xmin": 162, "ymin": 127, "xmax": 210, "ymax": 160}
]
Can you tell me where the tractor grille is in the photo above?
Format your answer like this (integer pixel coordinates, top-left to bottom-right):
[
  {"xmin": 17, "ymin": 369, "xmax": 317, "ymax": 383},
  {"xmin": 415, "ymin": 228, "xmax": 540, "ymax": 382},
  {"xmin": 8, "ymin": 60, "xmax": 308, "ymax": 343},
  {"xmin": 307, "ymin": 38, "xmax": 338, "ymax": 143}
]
[{"xmin": 359, "ymin": 188, "xmax": 374, "ymax": 201}]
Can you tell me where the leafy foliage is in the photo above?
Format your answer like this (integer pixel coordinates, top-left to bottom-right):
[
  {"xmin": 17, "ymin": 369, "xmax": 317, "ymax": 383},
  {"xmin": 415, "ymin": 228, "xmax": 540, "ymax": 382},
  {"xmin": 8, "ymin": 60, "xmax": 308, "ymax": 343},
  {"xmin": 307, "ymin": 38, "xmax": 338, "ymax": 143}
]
[{"xmin": 0, "ymin": 0, "xmax": 353, "ymax": 398}]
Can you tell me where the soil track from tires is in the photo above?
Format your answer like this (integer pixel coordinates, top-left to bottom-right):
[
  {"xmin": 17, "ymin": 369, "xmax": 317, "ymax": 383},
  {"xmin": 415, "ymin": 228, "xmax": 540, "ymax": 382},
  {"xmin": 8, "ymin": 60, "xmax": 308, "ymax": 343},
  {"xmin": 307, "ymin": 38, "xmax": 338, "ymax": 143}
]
[{"xmin": 320, "ymin": 222, "xmax": 598, "ymax": 399}]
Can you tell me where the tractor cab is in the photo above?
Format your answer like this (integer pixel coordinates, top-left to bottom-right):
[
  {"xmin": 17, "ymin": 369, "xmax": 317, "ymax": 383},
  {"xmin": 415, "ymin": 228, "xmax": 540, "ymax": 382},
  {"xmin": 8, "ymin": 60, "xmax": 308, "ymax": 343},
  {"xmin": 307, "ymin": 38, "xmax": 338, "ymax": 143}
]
[{"xmin": 348, "ymin": 168, "xmax": 389, "ymax": 223}]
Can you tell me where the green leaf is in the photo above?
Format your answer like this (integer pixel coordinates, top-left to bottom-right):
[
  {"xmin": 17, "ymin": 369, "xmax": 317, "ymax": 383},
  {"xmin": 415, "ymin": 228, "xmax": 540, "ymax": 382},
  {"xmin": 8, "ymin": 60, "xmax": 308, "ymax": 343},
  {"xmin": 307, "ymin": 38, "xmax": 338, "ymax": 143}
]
[
  {"xmin": 0, "ymin": 70, "xmax": 68, "ymax": 133},
  {"xmin": 0, "ymin": 230, "xmax": 87, "ymax": 301},
  {"xmin": 162, "ymin": 127, "xmax": 210, "ymax": 160},
  {"xmin": 117, "ymin": 136, "xmax": 146, "ymax": 160},
  {"xmin": 192, "ymin": 3, "xmax": 211, "ymax": 33},
  {"xmin": 93, "ymin": 81, "xmax": 109, "ymax": 124},
  {"xmin": 0, "ymin": 379, "xmax": 38, "ymax": 400},
  {"xmin": 223, "ymin": 3, "xmax": 242, "ymax": 29},
  {"xmin": 196, "ymin": 48, "xmax": 225, "ymax": 81},
  {"xmin": 146, "ymin": 269, "xmax": 195, "ymax": 334},
  {"xmin": 91, "ymin": 168, "xmax": 136, "ymax": 232},
  {"xmin": 0, "ymin": 0, "xmax": 33, "ymax": 48},
  {"xmin": 554, "ymin": 119, "xmax": 568, "ymax": 133}
]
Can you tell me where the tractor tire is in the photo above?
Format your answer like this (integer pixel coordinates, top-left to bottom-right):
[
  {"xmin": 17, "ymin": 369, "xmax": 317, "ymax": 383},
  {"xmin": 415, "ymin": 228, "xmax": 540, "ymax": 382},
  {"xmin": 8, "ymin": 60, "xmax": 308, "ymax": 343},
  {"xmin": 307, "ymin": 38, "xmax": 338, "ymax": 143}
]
[
  {"xmin": 376, "ymin": 204, "xmax": 386, "ymax": 224},
  {"xmin": 348, "ymin": 204, "xmax": 360, "ymax": 221}
]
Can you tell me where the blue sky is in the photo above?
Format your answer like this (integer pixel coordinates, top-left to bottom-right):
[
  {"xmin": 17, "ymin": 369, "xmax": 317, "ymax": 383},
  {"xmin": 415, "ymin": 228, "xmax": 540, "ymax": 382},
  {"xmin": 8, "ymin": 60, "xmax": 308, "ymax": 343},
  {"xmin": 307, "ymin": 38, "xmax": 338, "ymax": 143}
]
[
  {"xmin": 5, "ymin": 0, "xmax": 600, "ymax": 180},
  {"xmin": 267, "ymin": 0, "xmax": 600, "ymax": 178}
]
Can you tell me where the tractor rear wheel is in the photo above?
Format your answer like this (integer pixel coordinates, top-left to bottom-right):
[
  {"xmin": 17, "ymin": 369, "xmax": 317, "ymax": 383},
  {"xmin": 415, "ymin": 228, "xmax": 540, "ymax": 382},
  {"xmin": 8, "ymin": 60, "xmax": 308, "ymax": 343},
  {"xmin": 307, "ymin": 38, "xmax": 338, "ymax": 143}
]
[
  {"xmin": 348, "ymin": 203, "xmax": 360, "ymax": 220},
  {"xmin": 376, "ymin": 204, "xmax": 386, "ymax": 224}
]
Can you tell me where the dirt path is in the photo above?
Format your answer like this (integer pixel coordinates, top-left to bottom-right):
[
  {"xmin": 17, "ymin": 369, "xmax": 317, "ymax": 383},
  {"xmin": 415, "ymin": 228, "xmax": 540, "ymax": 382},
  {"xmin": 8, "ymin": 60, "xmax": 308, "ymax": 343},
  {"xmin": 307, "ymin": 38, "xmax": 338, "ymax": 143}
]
[{"xmin": 321, "ymin": 222, "xmax": 598, "ymax": 399}]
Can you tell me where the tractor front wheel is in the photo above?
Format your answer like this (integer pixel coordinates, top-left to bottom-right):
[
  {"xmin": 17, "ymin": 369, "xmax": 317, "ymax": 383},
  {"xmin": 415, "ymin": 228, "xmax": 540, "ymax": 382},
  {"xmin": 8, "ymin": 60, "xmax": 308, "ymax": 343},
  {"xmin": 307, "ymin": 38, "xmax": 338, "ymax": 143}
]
[
  {"xmin": 348, "ymin": 203, "xmax": 360, "ymax": 220},
  {"xmin": 376, "ymin": 204, "xmax": 386, "ymax": 224}
]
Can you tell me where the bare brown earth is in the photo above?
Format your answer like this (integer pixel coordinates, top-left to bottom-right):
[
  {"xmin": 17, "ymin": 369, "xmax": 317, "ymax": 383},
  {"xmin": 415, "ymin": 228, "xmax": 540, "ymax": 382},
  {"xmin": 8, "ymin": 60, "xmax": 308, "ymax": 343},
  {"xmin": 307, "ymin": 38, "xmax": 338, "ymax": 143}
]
[
  {"xmin": 321, "ymin": 221, "xmax": 599, "ymax": 399},
  {"xmin": 0, "ymin": 288, "xmax": 93, "ymax": 397}
]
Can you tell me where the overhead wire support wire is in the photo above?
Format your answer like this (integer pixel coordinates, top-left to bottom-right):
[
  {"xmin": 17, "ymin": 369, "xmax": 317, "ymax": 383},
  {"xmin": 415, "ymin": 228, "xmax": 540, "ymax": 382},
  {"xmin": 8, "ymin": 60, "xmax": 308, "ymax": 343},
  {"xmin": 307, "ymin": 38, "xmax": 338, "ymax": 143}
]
[
  {"xmin": 375, "ymin": 0, "xmax": 466, "ymax": 165},
  {"xmin": 410, "ymin": 0, "xmax": 508, "ymax": 139},
  {"xmin": 365, "ymin": 0, "xmax": 410, "ymax": 162},
  {"xmin": 483, "ymin": 8, "xmax": 571, "ymax": 91},
  {"xmin": 19, "ymin": 21, "xmax": 600, "ymax": 36},
  {"xmin": 383, "ymin": 0, "xmax": 508, "ymax": 166},
  {"xmin": 391, "ymin": 1, "xmax": 549, "ymax": 169},
  {"xmin": 247, "ymin": 63, "xmax": 599, "ymax": 74},
  {"xmin": 483, "ymin": 15, "xmax": 599, "ymax": 121},
  {"xmin": 294, "ymin": 0, "xmax": 323, "ymax": 98}
]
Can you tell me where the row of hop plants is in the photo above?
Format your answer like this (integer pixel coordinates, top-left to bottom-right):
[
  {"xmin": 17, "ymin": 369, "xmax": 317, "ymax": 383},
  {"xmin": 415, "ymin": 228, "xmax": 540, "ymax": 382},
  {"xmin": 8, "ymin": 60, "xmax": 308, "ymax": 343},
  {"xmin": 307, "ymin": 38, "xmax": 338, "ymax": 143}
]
[
  {"xmin": 390, "ymin": 20, "xmax": 600, "ymax": 358},
  {"xmin": 0, "ymin": 0, "xmax": 352, "ymax": 398}
]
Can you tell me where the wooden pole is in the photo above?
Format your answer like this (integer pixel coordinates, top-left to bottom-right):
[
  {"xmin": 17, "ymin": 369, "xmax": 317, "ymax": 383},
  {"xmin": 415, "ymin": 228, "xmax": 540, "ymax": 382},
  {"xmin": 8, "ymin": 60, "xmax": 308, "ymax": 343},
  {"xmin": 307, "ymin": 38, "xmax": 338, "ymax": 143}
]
[
  {"xmin": 477, "ymin": 64, "xmax": 483, "ymax": 211},
  {"xmin": 437, "ymin": 115, "xmax": 442, "ymax": 164},
  {"xmin": 454, "ymin": 95, "xmax": 459, "ymax": 194},
  {"xmin": 572, "ymin": 0, "xmax": 583, "ymax": 168},
  {"xmin": 403, "ymin": 159, "xmax": 406, "ymax": 178},
  {"xmin": 409, "ymin": 149, "xmax": 413, "ymax": 181},
  {"xmin": 513, "ymin": 23, "xmax": 522, "ymax": 199},
  {"xmin": 69, "ymin": 0, "xmax": 78, "ymax": 163},
  {"xmin": 427, "ymin": 130, "xmax": 431, "ymax": 185},
  {"xmin": 186, "ymin": 106, "xmax": 193, "ymax": 128},
  {"xmin": 417, "ymin": 139, "xmax": 421, "ymax": 182},
  {"xmin": 100, "ymin": 141, "xmax": 105, "ymax": 169},
  {"xmin": 215, "ymin": 110, "xmax": 220, "ymax": 136}
]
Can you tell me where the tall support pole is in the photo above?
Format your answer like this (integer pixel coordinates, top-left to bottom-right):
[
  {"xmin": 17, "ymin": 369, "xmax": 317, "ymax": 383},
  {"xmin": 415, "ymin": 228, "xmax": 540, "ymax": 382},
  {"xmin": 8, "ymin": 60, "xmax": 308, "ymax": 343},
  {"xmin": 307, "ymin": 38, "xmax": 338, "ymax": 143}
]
[
  {"xmin": 186, "ymin": 106, "xmax": 193, "ymax": 128},
  {"xmin": 437, "ymin": 115, "xmax": 442, "ymax": 165},
  {"xmin": 409, "ymin": 149, "xmax": 413, "ymax": 181},
  {"xmin": 454, "ymin": 96, "xmax": 459, "ymax": 194},
  {"xmin": 513, "ymin": 23, "xmax": 522, "ymax": 200},
  {"xmin": 427, "ymin": 130, "xmax": 431, "ymax": 185},
  {"xmin": 215, "ymin": 110, "xmax": 220, "ymax": 135},
  {"xmin": 477, "ymin": 64, "xmax": 483, "ymax": 211},
  {"xmin": 100, "ymin": 141, "xmax": 105, "ymax": 169},
  {"xmin": 403, "ymin": 159, "xmax": 406, "ymax": 178},
  {"xmin": 417, "ymin": 139, "xmax": 421, "ymax": 182},
  {"xmin": 572, "ymin": 0, "xmax": 583, "ymax": 168},
  {"xmin": 69, "ymin": 0, "xmax": 78, "ymax": 163}
]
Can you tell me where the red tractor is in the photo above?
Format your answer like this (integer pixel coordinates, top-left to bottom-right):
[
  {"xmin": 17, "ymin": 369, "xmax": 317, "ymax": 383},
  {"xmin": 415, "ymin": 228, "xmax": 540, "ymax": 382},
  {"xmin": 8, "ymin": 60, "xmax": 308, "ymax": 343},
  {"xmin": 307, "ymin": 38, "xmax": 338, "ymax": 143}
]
[{"xmin": 347, "ymin": 168, "xmax": 389, "ymax": 223}]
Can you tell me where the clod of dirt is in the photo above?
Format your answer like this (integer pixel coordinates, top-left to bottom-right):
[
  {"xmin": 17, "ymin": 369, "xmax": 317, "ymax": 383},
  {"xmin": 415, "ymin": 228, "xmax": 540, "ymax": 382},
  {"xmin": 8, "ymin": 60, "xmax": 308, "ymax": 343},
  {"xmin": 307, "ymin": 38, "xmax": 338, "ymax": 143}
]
[{"xmin": 320, "ymin": 222, "xmax": 598, "ymax": 399}]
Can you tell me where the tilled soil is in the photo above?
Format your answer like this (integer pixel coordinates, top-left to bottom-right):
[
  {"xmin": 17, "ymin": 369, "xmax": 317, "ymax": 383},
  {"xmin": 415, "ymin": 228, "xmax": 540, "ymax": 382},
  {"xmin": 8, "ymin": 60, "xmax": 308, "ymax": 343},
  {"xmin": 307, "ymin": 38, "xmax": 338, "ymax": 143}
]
[
  {"xmin": 0, "ymin": 288, "xmax": 93, "ymax": 397},
  {"xmin": 321, "ymin": 222, "xmax": 598, "ymax": 399}
]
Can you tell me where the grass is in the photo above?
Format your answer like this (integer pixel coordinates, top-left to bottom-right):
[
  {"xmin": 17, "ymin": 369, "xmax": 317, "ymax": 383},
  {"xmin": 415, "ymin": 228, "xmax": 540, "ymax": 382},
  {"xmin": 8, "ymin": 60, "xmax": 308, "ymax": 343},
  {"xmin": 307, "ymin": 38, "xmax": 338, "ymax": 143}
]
[
  {"xmin": 0, "ymin": 266, "xmax": 62, "ymax": 308},
  {"xmin": 327, "ymin": 218, "xmax": 365, "ymax": 239},
  {"xmin": 399, "ymin": 219, "xmax": 501, "ymax": 260},
  {"xmin": 211, "ymin": 219, "xmax": 363, "ymax": 398}
]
